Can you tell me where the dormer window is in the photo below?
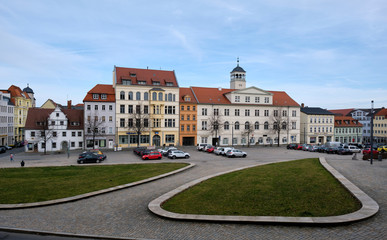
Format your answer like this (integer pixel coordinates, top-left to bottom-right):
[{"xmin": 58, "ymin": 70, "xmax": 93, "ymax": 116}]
[
  {"xmin": 235, "ymin": 96, "xmax": 240, "ymax": 102},
  {"xmin": 93, "ymin": 94, "xmax": 99, "ymax": 99},
  {"xmin": 153, "ymin": 81, "xmax": 160, "ymax": 85},
  {"xmin": 184, "ymin": 96, "xmax": 191, "ymax": 101},
  {"xmin": 138, "ymin": 81, "xmax": 146, "ymax": 85},
  {"xmin": 130, "ymin": 73, "xmax": 136, "ymax": 77},
  {"xmin": 245, "ymin": 96, "xmax": 250, "ymax": 103},
  {"xmin": 166, "ymin": 82, "xmax": 173, "ymax": 86},
  {"xmin": 101, "ymin": 94, "xmax": 107, "ymax": 100},
  {"xmin": 122, "ymin": 80, "xmax": 131, "ymax": 85}
]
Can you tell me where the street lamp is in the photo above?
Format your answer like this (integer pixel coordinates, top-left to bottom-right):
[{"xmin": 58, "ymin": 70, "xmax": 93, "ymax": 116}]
[{"xmin": 370, "ymin": 100, "xmax": 374, "ymax": 165}]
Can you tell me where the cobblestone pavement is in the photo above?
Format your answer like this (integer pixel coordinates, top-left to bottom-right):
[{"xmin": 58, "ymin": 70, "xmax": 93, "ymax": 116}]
[{"xmin": 0, "ymin": 147, "xmax": 386, "ymax": 240}]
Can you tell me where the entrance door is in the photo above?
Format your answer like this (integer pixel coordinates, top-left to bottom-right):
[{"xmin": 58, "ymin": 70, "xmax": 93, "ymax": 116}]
[
  {"xmin": 153, "ymin": 135, "xmax": 161, "ymax": 147},
  {"xmin": 182, "ymin": 137, "xmax": 195, "ymax": 146},
  {"xmin": 61, "ymin": 141, "xmax": 68, "ymax": 151}
]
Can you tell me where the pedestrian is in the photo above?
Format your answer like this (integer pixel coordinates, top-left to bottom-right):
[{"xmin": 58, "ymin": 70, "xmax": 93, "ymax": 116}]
[
  {"xmin": 20, "ymin": 160, "xmax": 25, "ymax": 167},
  {"xmin": 10, "ymin": 153, "xmax": 13, "ymax": 162}
]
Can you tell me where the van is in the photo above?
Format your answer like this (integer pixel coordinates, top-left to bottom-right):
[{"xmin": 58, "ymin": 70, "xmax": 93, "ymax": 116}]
[{"xmin": 325, "ymin": 141, "xmax": 342, "ymax": 148}]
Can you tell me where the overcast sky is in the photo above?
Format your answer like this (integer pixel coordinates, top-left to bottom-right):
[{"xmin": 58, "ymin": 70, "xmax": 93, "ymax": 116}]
[{"xmin": 1, "ymin": 0, "xmax": 386, "ymax": 109}]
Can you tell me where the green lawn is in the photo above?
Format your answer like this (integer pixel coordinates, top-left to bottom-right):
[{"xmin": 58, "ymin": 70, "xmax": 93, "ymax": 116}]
[
  {"xmin": 162, "ymin": 158, "xmax": 361, "ymax": 217},
  {"xmin": 0, "ymin": 163, "xmax": 188, "ymax": 204}
]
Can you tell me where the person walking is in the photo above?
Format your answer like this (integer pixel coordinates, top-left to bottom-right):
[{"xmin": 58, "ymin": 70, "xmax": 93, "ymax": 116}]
[{"xmin": 10, "ymin": 153, "xmax": 14, "ymax": 162}]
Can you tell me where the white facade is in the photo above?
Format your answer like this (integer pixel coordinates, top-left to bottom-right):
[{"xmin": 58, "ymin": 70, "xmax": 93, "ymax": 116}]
[
  {"xmin": 0, "ymin": 92, "xmax": 14, "ymax": 146},
  {"xmin": 350, "ymin": 109, "xmax": 371, "ymax": 143},
  {"xmin": 84, "ymin": 101, "xmax": 116, "ymax": 149},
  {"xmin": 300, "ymin": 112, "xmax": 335, "ymax": 144},
  {"xmin": 25, "ymin": 106, "xmax": 84, "ymax": 152},
  {"xmin": 197, "ymin": 87, "xmax": 300, "ymax": 146}
]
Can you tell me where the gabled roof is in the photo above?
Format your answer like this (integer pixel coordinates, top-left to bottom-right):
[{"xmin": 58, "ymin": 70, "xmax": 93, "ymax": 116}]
[
  {"xmin": 5, "ymin": 85, "xmax": 31, "ymax": 105},
  {"xmin": 25, "ymin": 108, "xmax": 84, "ymax": 130},
  {"xmin": 230, "ymin": 86, "xmax": 272, "ymax": 96},
  {"xmin": 269, "ymin": 91, "xmax": 299, "ymax": 107},
  {"xmin": 375, "ymin": 108, "xmax": 387, "ymax": 117},
  {"xmin": 190, "ymin": 87, "xmax": 234, "ymax": 104},
  {"xmin": 334, "ymin": 116, "xmax": 363, "ymax": 127},
  {"xmin": 179, "ymin": 88, "xmax": 197, "ymax": 103},
  {"xmin": 301, "ymin": 107, "xmax": 335, "ymax": 115},
  {"xmin": 83, "ymin": 84, "xmax": 115, "ymax": 102},
  {"xmin": 328, "ymin": 109, "xmax": 354, "ymax": 116},
  {"xmin": 115, "ymin": 66, "xmax": 179, "ymax": 87}
]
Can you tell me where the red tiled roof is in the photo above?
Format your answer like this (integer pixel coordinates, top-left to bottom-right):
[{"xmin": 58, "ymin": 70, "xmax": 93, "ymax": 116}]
[
  {"xmin": 375, "ymin": 108, "xmax": 387, "ymax": 117},
  {"xmin": 268, "ymin": 91, "xmax": 300, "ymax": 107},
  {"xmin": 334, "ymin": 116, "xmax": 363, "ymax": 127},
  {"xmin": 83, "ymin": 84, "xmax": 115, "ymax": 102},
  {"xmin": 6, "ymin": 85, "xmax": 30, "ymax": 105},
  {"xmin": 25, "ymin": 108, "xmax": 84, "ymax": 130},
  {"xmin": 328, "ymin": 109, "xmax": 354, "ymax": 116},
  {"xmin": 179, "ymin": 87, "xmax": 197, "ymax": 103},
  {"xmin": 190, "ymin": 87, "xmax": 234, "ymax": 104},
  {"xmin": 115, "ymin": 67, "xmax": 178, "ymax": 87}
]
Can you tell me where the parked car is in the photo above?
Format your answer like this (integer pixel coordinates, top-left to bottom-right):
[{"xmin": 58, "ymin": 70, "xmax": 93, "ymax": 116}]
[
  {"xmin": 318, "ymin": 145, "xmax": 327, "ymax": 153},
  {"xmin": 140, "ymin": 149, "xmax": 152, "ymax": 156},
  {"xmin": 308, "ymin": 145, "xmax": 319, "ymax": 152},
  {"xmin": 325, "ymin": 147, "xmax": 338, "ymax": 154},
  {"xmin": 377, "ymin": 145, "xmax": 387, "ymax": 152},
  {"xmin": 197, "ymin": 143, "xmax": 211, "ymax": 151},
  {"xmin": 168, "ymin": 150, "xmax": 190, "ymax": 159},
  {"xmin": 78, "ymin": 152, "xmax": 106, "ymax": 164},
  {"xmin": 158, "ymin": 146, "xmax": 177, "ymax": 155},
  {"xmin": 134, "ymin": 147, "xmax": 147, "ymax": 155},
  {"xmin": 214, "ymin": 147, "xmax": 224, "ymax": 155},
  {"xmin": 142, "ymin": 151, "xmax": 162, "ymax": 160},
  {"xmin": 0, "ymin": 146, "xmax": 6, "ymax": 153},
  {"xmin": 226, "ymin": 149, "xmax": 247, "ymax": 158},
  {"xmin": 164, "ymin": 148, "xmax": 179, "ymax": 156},
  {"xmin": 220, "ymin": 147, "xmax": 234, "ymax": 156},
  {"xmin": 206, "ymin": 146, "xmax": 215, "ymax": 153},
  {"xmin": 286, "ymin": 143, "xmax": 298, "ymax": 149},
  {"xmin": 295, "ymin": 144, "xmax": 303, "ymax": 150},
  {"xmin": 362, "ymin": 148, "xmax": 379, "ymax": 156},
  {"xmin": 337, "ymin": 146, "xmax": 351, "ymax": 155},
  {"xmin": 347, "ymin": 145, "xmax": 361, "ymax": 153},
  {"xmin": 4, "ymin": 145, "xmax": 12, "ymax": 150}
]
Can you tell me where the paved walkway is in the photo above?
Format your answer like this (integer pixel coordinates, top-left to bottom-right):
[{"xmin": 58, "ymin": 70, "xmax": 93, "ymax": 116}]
[{"xmin": 0, "ymin": 147, "xmax": 386, "ymax": 239}]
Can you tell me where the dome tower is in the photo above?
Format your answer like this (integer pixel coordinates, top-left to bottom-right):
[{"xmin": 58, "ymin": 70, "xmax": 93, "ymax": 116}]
[{"xmin": 230, "ymin": 58, "xmax": 246, "ymax": 89}]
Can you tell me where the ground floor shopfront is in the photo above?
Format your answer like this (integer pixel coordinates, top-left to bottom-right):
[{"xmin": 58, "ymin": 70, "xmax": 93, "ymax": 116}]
[
  {"xmin": 85, "ymin": 135, "xmax": 115, "ymax": 149},
  {"xmin": 302, "ymin": 134, "xmax": 333, "ymax": 145},
  {"xmin": 117, "ymin": 130, "xmax": 179, "ymax": 148}
]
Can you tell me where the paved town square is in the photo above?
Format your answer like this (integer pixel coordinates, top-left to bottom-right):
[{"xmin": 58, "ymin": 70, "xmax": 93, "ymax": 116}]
[{"xmin": 0, "ymin": 147, "xmax": 386, "ymax": 240}]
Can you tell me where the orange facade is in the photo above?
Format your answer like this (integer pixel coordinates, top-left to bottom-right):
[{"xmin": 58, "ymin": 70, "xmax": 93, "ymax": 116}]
[{"xmin": 179, "ymin": 88, "xmax": 197, "ymax": 146}]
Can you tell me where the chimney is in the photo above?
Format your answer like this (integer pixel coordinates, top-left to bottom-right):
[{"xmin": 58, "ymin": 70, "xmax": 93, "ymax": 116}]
[
  {"xmin": 67, "ymin": 100, "xmax": 72, "ymax": 109},
  {"xmin": 301, "ymin": 103, "xmax": 305, "ymax": 108}
]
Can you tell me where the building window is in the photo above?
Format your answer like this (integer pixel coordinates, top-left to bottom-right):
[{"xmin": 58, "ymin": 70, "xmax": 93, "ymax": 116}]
[
  {"xmin": 224, "ymin": 121, "xmax": 229, "ymax": 130},
  {"xmin": 181, "ymin": 106, "xmax": 184, "ymax": 111},
  {"xmin": 255, "ymin": 121, "xmax": 259, "ymax": 130},
  {"xmin": 62, "ymin": 132, "xmax": 66, "ymax": 137},
  {"xmin": 235, "ymin": 96, "xmax": 240, "ymax": 102},
  {"xmin": 193, "ymin": 124, "xmax": 196, "ymax": 131},
  {"xmin": 187, "ymin": 125, "xmax": 190, "ymax": 131},
  {"xmin": 255, "ymin": 97, "xmax": 260, "ymax": 103},
  {"xmin": 122, "ymin": 80, "xmax": 131, "ymax": 85},
  {"xmin": 235, "ymin": 122, "xmax": 240, "ymax": 130},
  {"xmin": 128, "ymin": 105, "xmax": 133, "ymax": 114},
  {"xmin": 120, "ymin": 118, "xmax": 125, "ymax": 127},
  {"xmin": 245, "ymin": 109, "xmax": 250, "ymax": 116},
  {"xmin": 202, "ymin": 108, "xmax": 207, "ymax": 116},
  {"xmin": 53, "ymin": 131, "xmax": 57, "ymax": 137},
  {"xmin": 235, "ymin": 109, "xmax": 240, "ymax": 116},
  {"xmin": 158, "ymin": 92, "xmax": 163, "ymax": 101},
  {"xmin": 223, "ymin": 138, "xmax": 229, "ymax": 145},
  {"xmin": 87, "ymin": 105, "xmax": 91, "ymax": 110},
  {"xmin": 214, "ymin": 109, "xmax": 219, "ymax": 115},
  {"xmin": 181, "ymin": 125, "xmax": 184, "ymax": 131},
  {"xmin": 136, "ymin": 92, "xmax": 141, "ymax": 100},
  {"xmin": 202, "ymin": 121, "xmax": 207, "ymax": 130},
  {"xmin": 224, "ymin": 109, "xmax": 229, "ymax": 116},
  {"xmin": 95, "ymin": 105, "xmax": 98, "ymax": 110},
  {"xmin": 264, "ymin": 97, "xmax": 269, "ymax": 103},
  {"xmin": 72, "ymin": 131, "xmax": 76, "ymax": 137},
  {"xmin": 102, "ymin": 105, "xmax": 106, "ymax": 111},
  {"xmin": 255, "ymin": 109, "xmax": 259, "ymax": 116},
  {"xmin": 128, "ymin": 92, "xmax": 133, "ymax": 100},
  {"xmin": 245, "ymin": 96, "xmax": 250, "ymax": 103},
  {"xmin": 52, "ymin": 142, "xmax": 56, "ymax": 148},
  {"xmin": 165, "ymin": 135, "xmax": 175, "ymax": 143},
  {"xmin": 120, "ymin": 91, "xmax": 125, "ymax": 100},
  {"xmin": 187, "ymin": 106, "xmax": 190, "ymax": 110},
  {"xmin": 245, "ymin": 121, "xmax": 250, "ymax": 130},
  {"xmin": 264, "ymin": 121, "xmax": 269, "ymax": 130},
  {"xmin": 93, "ymin": 94, "xmax": 99, "ymax": 99},
  {"xmin": 120, "ymin": 105, "xmax": 125, "ymax": 114},
  {"xmin": 274, "ymin": 110, "xmax": 278, "ymax": 117},
  {"xmin": 201, "ymin": 137, "xmax": 208, "ymax": 144},
  {"xmin": 31, "ymin": 131, "xmax": 35, "ymax": 137},
  {"xmin": 101, "ymin": 94, "xmax": 107, "ymax": 100},
  {"xmin": 282, "ymin": 110, "xmax": 287, "ymax": 117},
  {"xmin": 292, "ymin": 110, "xmax": 297, "ymax": 117},
  {"xmin": 264, "ymin": 110, "xmax": 269, "ymax": 116}
]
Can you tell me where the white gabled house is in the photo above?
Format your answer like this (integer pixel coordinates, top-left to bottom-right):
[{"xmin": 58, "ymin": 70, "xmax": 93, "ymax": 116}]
[{"xmin": 25, "ymin": 106, "xmax": 84, "ymax": 152}]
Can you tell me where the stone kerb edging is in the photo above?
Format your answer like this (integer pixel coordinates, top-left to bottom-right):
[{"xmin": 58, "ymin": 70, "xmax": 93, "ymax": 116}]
[
  {"xmin": 148, "ymin": 157, "xmax": 379, "ymax": 224},
  {"xmin": 0, "ymin": 162, "xmax": 195, "ymax": 209}
]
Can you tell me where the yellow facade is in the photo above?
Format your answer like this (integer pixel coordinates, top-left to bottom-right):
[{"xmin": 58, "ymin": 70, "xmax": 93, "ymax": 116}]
[
  {"xmin": 13, "ymin": 96, "xmax": 32, "ymax": 142},
  {"xmin": 374, "ymin": 111, "xmax": 387, "ymax": 144}
]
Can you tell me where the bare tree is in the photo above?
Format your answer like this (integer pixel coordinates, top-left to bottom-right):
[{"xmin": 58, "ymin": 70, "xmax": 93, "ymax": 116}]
[
  {"xmin": 207, "ymin": 110, "xmax": 224, "ymax": 146},
  {"xmin": 128, "ymin": 104, "xmax": 150, "ymax": 147},
  {"xmin": 37, "ymin": 117, "xmax": 54, "ymax": 155},
  {"xmin": 242, "ymin": 121, "xmax": 254, "ymax": 147},
  {"xmin": 85, "ymin": 114, "xmax": 106, "ymax": 149},
  {"xmin": 270, "ymin": 107, "xmax": 289, "ymax": 147}
]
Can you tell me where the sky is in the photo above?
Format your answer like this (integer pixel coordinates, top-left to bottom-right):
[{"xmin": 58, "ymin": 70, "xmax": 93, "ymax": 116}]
[{"xmin": 0, "ymin": 0, "xmax": 386, "ymax": 109}]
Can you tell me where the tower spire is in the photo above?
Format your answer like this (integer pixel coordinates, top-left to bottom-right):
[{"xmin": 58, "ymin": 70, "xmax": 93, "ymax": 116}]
[{"xmin": 237, "ymin": 57, "xmax": 239, "ymax": 66}]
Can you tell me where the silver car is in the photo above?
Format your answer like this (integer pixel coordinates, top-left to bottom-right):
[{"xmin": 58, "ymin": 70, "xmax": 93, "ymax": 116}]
[
  {"xmin": 226, "ymin": 149, "xmax": 247, "ymax": 158},
  {"xmin": 214, "ymin": 147, "xmax": 224, "ymax": 155},
  {"xmin": 168, "ymin": 150, "xmax": 190, "ymax": 159}
]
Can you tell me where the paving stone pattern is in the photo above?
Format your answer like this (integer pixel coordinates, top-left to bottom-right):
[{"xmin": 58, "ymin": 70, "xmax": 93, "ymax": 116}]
[{"xmin": 0, "ymin": 147, "xmax": 386, "ymax": 240}]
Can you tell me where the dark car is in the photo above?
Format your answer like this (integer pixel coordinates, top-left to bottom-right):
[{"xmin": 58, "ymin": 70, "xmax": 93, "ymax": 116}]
[
  {"xmin": 337, "ymin": 146, "xmax": 351, "ymax": 155},
  {"xmin": 133, "ymin": 147, "xmax": 147, "ymax": 155},
  {"xmin": 140, "ymin": 149, "xmax": 152, "ymax": 156},
  {"xmin": 0, "ymin": 146, "xmax": 6, "ymax": 153},
  {"xmin": 318, "ymin": 145, "xmax": 327, "ymax": 153},
  {"xmin": 78, "ymin": 152, "xmax": 106, "ymax": 164},
  {"xmin": 286, "ymin": 143, "xmax": 298, "ymax": 149},
  {"xmin": 325, "ymin": 147, "xmax": 338, "ymax": 154}
]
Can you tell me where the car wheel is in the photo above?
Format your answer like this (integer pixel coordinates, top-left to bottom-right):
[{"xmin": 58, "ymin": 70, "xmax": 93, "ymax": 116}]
[
  {"xmin": 145, "ymin": 157, "xmax": 149, "ymax": 160},
  {"xmin": 96, "ymin": 159, "xmax": 100, "ymax": 163},
  {"xmin": 185, "ymin": 155, "xmax": 189, "ymax": 158},
  {"xmin": 172, "ymin": 156, "xmax": 176, "ymax": 159},
  {"xmin": 243, "ymin": 154, "xmax": 246, "ymax": 158},
  {"xmin": 79, "ymin": 160, "xmax": 83, "ymax": 164},
  {"xmin": 158, "ymin": 157, "xmax": 161, "ymax": 159}
]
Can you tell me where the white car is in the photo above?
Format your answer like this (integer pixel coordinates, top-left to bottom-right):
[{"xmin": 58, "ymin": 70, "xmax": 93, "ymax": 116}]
[
  {"xmin": 226, "ymin": 149, "xmax": 247, "ymax": 158},
  {"xmin": 158, "ymin": 147, "xmax": 177, "ymax": 156},
  {"xmin": 168, "ymin": 150, "xmax": 190, "ymax": 159},
  {"xmin": 347, "ymin": 145, "xmax": 361, "ymax": 153},
  {"xmin": 197, "ymin": 143, "xmax": 211, "ymax": 151},
  {"xmin": 214, "ymin": 147, "xmax": 224, "ymax": 155},
  {"xmin": 221, "ymin": 147, "xmax": 234, "ymax": 156}
]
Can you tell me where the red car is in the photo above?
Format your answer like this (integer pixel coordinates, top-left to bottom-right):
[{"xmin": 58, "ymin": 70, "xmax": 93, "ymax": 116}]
[
  {"xmin": 295, "ymin": 144, "xmax": 303, "ymax": 150},
  {"xmin": 206, "ymin": 146, "xmax": 215, "ymax": 153},
  {"xmin": 142, "ymin": 151, "xmax": 162, "ymax": 160},
  {"xmin": 362, "ymin": 148, "xmax": 378, "ymax": 156}
]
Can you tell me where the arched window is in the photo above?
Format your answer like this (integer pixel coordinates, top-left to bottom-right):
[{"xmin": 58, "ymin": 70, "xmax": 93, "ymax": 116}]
[
  {"xmin": 152, "ymin": 92, "xmax": 157, "ymax": 100},
  {"xmin": 282, "ymin": 121, "xmax": 287, "ymax": 130},
  {"xmin": 255, "ymin": 121, "xmax": 259, "ymax": 130},
  {"xmin": 168, "ymin": 93, "xmax": 172, "ymax": 101},
  {"xmin": 173, "ymin": 94, "xmax": 176, "ymax": 102},
  {"xmin": 158, "ymin": 92, "xmax": 163, "ymax": 101},
  {"xmin": 245, "ymin": 121, "xmax": 250, "ymax": 130},
  {"xmin": 264, "ymin": 121, "xmax": 269, "ymax": 130},
  {"xmin": 128, "ymin": 91, "xmax": 133, "ymax": 100},
  {"xmin": 144, "ymin": 92, "xmax": 148, "ymax": 100},
  {"xmin": 282, "ymin": 137, "xmax": 287, "ymax": 143},
  {"xmin": 224, "ymin": 121, "xmax": 229, "ymax": 130},
  {"xmin": 120, "ymin": 91, "xmax": 125, "ymax": 100},
  {"xmin": 273, "ymin": 122, "xmax": 278, "ymax": 130},
  {"xmin": 136, "ymin": 92, "xmax": 141, "ymax": 100},
  {"xmin": 235, "ymin": 121, "xmax": 240, "ymax": 130}
]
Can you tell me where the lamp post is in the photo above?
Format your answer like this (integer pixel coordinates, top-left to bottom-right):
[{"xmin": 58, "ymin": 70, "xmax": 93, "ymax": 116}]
[{"xmin": 370, "ymin": 100, "xmax": 374, "ymax": 165}]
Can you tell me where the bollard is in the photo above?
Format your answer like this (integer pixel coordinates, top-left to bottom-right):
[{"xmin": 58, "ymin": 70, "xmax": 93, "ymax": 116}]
[
  {"xmin": 352, "ymin": 153, "xmax": 357, "ymax": 160},
  {"xmin": 20, "ymin": 160, "xmax": 25, "ymax": 167},
  {"xmin": 378, "ymin": 153, "xmax": 383, "ymax": 161}
]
